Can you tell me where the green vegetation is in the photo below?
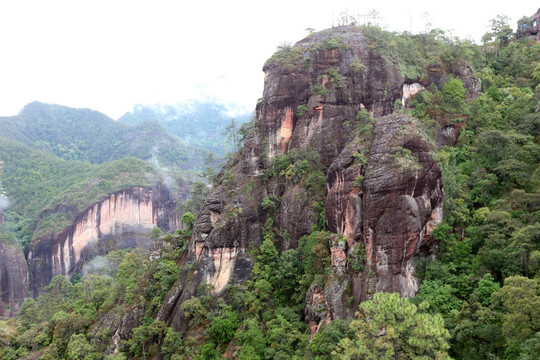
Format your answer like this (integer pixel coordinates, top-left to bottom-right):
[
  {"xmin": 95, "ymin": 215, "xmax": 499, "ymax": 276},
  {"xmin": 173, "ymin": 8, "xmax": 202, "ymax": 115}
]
[
  {"xmin": 2, "ymin": 12, "xmax": 540, "ymax": 360},
  {"xmin": 264, "ymin": 43, "xmax": 304, "ymax": 70},
  {"xmin": 265, "ymin": 32, "xmax": 350, "ymax": 72},
  {"xmin": 0, "ymin": 227, "xmax": 192, "ymax": 360},
  {"xmin": 296, "ymin": 104, "xmax": 308, "ymax": 118},
  {"xmin": 334, "ymin": 292, "xmax": 451, "ymax": 359},
  {"xmin": 348, "ymin": 242, "xmax": 366, "ymax": 272},
  {"xmin": 0, "ymin": 102, "xmax": 200, "ymax": 168},
  {"xmin": 392, "ymin": 146, "xmax": 423, "ymax": 172},
  {"xmin": 360, "ymin": 23, "xmax": 484, "ymax": 81},
  {"xmin": 349, "ymin": 56, "xmax": 365, "ymax": 74},
  {"xmin": 260, "ymin": 14, "xmax": 540, "ymax": 359},
  {"xmin": 312, "ymin": 36, "xmax": 350, "ymax": 51},
  {"xmin": 0, "ymin": 102, "xmax": 214, "ymax": 250},
  {"xmin": 401, "ymin": 14, "xmax": 540, "ymax": 359}
]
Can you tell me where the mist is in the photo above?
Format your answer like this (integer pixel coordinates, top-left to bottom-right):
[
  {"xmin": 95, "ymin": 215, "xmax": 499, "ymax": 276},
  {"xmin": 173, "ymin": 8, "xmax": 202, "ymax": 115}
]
[
  {"xmin": 0, "ymin": 195, "xmax": 10, "ymax": 210},
  {"xmin": 148, "ymin": 146, "xmax": 175, "ymax": 190},
  {"xmin": 82, "ymin": 255, "xmax": 114, "ymax": 277}
]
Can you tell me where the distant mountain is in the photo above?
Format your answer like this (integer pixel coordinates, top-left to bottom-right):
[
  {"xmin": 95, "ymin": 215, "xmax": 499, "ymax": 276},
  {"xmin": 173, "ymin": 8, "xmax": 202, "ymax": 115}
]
[
  {"xmin": 0, "ymin": 102, "xmax": 206, "ymax": 169},
  {"xmin": 118, "ymin": 100, "xmax": 252, "ymax": 156}
]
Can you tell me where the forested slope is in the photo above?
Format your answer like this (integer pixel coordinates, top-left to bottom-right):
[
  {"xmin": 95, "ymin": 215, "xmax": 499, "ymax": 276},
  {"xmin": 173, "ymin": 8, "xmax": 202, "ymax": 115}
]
[
  {"xmin": 0, "ymin": 137, "xmax": 157, "ymax": 248},
  {"xmin": 0, "ymin": 102, "xmax": 209, "ymax": 249}
]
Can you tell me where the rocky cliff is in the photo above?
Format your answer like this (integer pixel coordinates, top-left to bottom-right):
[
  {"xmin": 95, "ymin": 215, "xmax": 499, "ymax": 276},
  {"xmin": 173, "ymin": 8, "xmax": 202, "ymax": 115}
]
[
  {"xmin": 0, "ymin": 241, "xmax": 29, "ymax": 318},
  {"xmin": 28, "ymin": 183, "xmax": 178, "ymax": 297},
  {"xmin": 155, "ymin": 26, "xmax": 478, "ymax": 333}
]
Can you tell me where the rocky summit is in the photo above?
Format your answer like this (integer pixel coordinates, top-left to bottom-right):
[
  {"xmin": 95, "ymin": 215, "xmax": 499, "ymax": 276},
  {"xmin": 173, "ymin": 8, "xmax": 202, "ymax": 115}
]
[{"xmin": 160, "ymin": 26, "xmax": 478, "ymax": 333}]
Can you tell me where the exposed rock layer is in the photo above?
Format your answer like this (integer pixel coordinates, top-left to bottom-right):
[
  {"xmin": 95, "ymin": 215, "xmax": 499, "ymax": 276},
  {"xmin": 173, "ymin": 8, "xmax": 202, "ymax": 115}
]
[
  {"xmin": 28, "ymin": 184, "xmax": 178, "ymax": 297},
  {"xmin": 0, "ymin": 241, "xmax": 29, "ymax": 318}
]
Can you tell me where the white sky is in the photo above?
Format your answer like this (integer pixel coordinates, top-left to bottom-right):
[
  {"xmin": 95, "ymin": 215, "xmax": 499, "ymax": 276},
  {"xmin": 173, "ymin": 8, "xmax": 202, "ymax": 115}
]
[{"xmin": 0, "ymin": 0, "xmax": 537, "ymax": 119}]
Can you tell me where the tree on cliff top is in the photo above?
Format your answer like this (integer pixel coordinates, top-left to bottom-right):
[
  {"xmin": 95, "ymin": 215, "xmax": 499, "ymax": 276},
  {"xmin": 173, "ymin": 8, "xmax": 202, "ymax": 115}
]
[
  {"xmin": 482, "ymin": 15, "xmax": 513, "ymax": 45},
  {"xmin": 333, "ymin": 292, "xmax": 451, "ymax": 360}
]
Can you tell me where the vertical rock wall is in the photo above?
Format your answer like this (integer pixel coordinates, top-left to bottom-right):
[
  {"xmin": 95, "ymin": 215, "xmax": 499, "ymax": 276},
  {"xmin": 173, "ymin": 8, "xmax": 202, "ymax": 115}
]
[
  {"xmin": 28, "ymin": 184, "xmax": 178, "ymax": 297},
  {"xmin": 0, "ymin": 242, "xmax": 29, "ymax": 318}
]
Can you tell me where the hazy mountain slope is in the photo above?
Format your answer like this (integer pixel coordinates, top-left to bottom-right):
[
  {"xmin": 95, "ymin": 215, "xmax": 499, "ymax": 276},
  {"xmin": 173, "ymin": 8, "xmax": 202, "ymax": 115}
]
[
  {"xmin": 0, "ymin": 102, "xmax": 206, "ymax": 169},
  {"xmin": 118, "ymin": 100, "xmax": 251, "ymax": 156}
]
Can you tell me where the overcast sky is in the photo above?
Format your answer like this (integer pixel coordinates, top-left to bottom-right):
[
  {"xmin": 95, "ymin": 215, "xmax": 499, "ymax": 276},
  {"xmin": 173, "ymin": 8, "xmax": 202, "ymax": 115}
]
[{"xmin": 0, "ymin": 0, "xmax": 537, "ymax": 119}]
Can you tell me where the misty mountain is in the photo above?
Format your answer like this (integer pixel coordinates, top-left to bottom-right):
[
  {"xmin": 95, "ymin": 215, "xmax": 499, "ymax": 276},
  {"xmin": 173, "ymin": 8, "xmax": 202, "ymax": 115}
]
[
  {"xmin": 0, "ymin": 136, "xmax": 162, "ymax": 247},
  {"xmin": 118, "ymin": 100, "xmax": 252, "ymax": 156},
  {"xmin": 0, "ymin": 101, "xmax": 206, "ymax": 170}
]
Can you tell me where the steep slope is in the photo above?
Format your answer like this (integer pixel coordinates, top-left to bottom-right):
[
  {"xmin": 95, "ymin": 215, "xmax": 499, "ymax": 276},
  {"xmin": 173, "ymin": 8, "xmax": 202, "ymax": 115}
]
[
  {"xmin": 0, "ymin": 137, "xmax": 158, "ymax": 247},
  {"xmin": 0, "ymin": 136, "xmax": 179, "ymax": 312},
  {"xmin": 5, "ymin": 15, "xmax": 540, "ymax": 358},
  {"xmin": 159, "ymin": 26, "xmax": 477, "ymax": 332}
]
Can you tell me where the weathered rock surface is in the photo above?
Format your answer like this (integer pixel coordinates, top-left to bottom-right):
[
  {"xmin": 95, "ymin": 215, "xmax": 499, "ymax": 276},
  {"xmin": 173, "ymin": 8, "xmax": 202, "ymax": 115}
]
[
  {"xmin": 436, "ymin": 123, "xmax": 463, "ymax": 146},
  {"xmin": 28, "ymin": 183, "xmax": 178, "ymax": 297},
  {"xmin": 361, "ymin": 114, "xmax": 442, "ymax": 298},
  {"xmin": 517, "ymin": 8, "xmax": 540, "ymax": 43},
  {"xmin": 90, "ymin": 306, "xmax": 144, "ymax": 355},
  {"xmin": 162, "ymin": 26, "xmax": 468, "ymax": 333},
  {"xmin": 0, "ymin": 241, "xmax": 29, "ymax": 318}
]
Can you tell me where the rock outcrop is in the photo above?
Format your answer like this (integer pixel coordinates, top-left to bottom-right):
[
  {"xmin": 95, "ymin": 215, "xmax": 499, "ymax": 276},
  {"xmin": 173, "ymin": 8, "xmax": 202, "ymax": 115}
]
[
  {"xmin": 28, "ymin": 183, "xmax": 178, "ymax": 297},
  {"xmin": 159, "ymin": 26, "xmax": 479, "ymax": 333},
  {"xmin": 517, "ymin": 8, "xmax": 540, "ymax": 43},
  {"xmin": 0, "ymin": 241, "xmax": 29, "ymax": 318}
]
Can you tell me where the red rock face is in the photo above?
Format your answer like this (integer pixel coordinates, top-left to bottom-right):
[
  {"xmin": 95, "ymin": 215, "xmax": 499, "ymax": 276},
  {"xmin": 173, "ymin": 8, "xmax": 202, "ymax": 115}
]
[
  {"xmin": 0, "ymin": 241, "xmax": 29, "ymax": 317},
  {"xmin": 28, "ymin": 183, "xmax": 178, "ymax": 297},
  {"xmin": 258, "ymin": 27, "xmax": 404, "ymax": 169},
  {"xmin": 304, "ymin": 284, "xmax": 331, "ymax": 336},
  {"xmin": 326, "ymin": 115, "xmax": 443, "ymax": 301}
]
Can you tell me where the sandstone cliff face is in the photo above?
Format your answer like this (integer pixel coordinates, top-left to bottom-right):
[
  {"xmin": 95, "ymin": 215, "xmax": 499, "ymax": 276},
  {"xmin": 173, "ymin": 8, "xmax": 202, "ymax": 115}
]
[
  {"xmin": 325, "ymin": 114, "xmax": 443, "ymax": 302},
  {"xmin": 28, "ymin": 184, "xmax": 178, "ymax": 296},
  {"xmin": 162, "ymin": 26, "xmax": 478, "ymax": 332},
  {"xmin": 0, "ymin": 241, "xmax": 29, "ymax": 318}
]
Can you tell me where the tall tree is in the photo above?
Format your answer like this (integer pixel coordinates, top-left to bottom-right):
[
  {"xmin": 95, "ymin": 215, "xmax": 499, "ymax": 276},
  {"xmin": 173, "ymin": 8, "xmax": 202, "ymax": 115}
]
[
  {"xmin": 482, "ymin": 15, "xmax": 513, "ymax": 46},
  {"xmin": 223, "ymin": 118, "xmax": 241, "ymax": 153},
  {"xmin": 333, "ymin": 292, "xmax": 451, "ymax": 359},
  {"xmin": 495, "ymin": 276, "xmax": 540, "ymax": 356}
]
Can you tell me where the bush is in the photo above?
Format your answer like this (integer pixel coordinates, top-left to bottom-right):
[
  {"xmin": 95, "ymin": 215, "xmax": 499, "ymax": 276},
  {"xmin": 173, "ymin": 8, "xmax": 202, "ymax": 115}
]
[{"xmin": 208, "ymin": 311, "xmax": 239, "ymax": 344}]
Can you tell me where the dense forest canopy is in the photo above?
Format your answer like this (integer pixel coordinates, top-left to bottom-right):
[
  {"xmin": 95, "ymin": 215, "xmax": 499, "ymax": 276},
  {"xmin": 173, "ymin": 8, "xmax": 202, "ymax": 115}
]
[{"xmin": 1, "ymin": 11, "xmax": 540, "ymax": 360}]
